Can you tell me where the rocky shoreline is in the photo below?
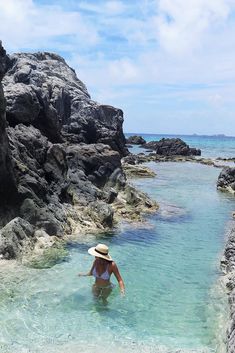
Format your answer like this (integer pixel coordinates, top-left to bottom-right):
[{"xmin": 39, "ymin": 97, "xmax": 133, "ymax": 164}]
[
  {"xmin": 122, "ymin": 150, "xmax": 235, "ymax": 169},
  {"xmin": 220, "ymin": 221, "xmax": 235, "ymax": 353},
  {"xmin": 217, "ymin": 167, "xmax": 235, "ymax": 353},
  {"xmin": 1, "ymin": 38, "xmax": 235, "ymax": 352}
]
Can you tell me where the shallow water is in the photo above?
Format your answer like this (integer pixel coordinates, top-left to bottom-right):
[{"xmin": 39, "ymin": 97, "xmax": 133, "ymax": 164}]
[{"xmin": 0, "ymin": 162, "xmax": 235, "ymax": 353}]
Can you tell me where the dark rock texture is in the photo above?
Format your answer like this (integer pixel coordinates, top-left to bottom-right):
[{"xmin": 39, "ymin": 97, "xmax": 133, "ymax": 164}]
[
  {"xmin": 126, "ymin": 135, "xmax": 146, "ymax": 145},
  {"xmin": 0, "ymin": 41, "xmax": 18, "ymax": 222},
  {"xmin": 217, "ymin": 167, "xmax": 235, "ymax": 193},
  {"xmin": 143, "ymin": 138, "xmax": 201, "ymax": 156},
  {"xmin": 6, "ymin": 122, "xmax": 124, "ymax": 238},
  {"xmin": 0, "ymin": 43, "xmax": 156, "ymax": 260},
  {"xmin": 0, "ymin": 217, "xmax": 35, "ymax": 259},
  {"xmin": 3, "ymin": 52, "xmax": 128, "ymax": 156}
]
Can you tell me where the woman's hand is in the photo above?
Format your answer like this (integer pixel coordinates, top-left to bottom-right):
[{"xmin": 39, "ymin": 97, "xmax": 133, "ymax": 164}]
[{"xmin": 120, "ymin": 288, "xmax": 125, "ymax": 297}]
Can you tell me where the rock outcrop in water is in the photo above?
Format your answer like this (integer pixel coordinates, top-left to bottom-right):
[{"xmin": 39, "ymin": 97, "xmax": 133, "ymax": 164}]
[
  {"xmin": 142, "ymin": 138, "xmax": 201, "ymax": 156},
  {"xmin": 0, "ymin": 42, "xmax": 157, "ymax": 260},
  {"xmin": 217, "ymin": 167, "xmax": 235, "ymax": 194},
  {"xmin": 126, "ymin": 135, "xmax": 146, "ymax": 145}
]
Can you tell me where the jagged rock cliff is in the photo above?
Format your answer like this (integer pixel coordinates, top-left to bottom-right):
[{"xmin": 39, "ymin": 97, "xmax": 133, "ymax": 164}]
[
  {"xmin": 0, "ymin": 43, "xmax": 157, "ymax": 260},
  {"xmin": 0, "ymin": 42, "xmax": 18, "ymax": 218},
  {"xmin": 3, "ymin": 51, "xmax": 128, "ymax": 155}
]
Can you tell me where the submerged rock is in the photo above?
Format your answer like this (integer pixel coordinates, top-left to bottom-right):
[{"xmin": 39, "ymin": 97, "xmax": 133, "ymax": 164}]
[{"xmin": 122, "ymin": 162, "xmax": 156, "ymax": 178}]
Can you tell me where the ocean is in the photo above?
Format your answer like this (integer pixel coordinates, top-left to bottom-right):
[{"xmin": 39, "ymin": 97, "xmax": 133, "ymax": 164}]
[
  {"xmin": 0, "ymin": 134, "xmax": 235, "ymax": 353},
  {"xmin": 125, "ymin": 133, "xmax": 235, "ymax": 159}
]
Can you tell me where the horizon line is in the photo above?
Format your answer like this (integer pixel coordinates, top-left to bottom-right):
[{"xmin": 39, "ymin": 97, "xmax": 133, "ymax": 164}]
[{"xmin": 124, "ymin": 132, "xmax": 235, "ymax": 138}]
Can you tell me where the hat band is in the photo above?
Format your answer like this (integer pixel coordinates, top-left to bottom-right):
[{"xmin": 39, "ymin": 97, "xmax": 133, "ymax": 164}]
[{"xmin": 95, "ymin": 248, "xmax": 108, "ymax": 256}]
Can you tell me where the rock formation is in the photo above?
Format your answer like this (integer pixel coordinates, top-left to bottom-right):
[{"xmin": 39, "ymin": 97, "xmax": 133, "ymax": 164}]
[
  {"xmin": 0, "ymin": 42, "xmax": 157, "ymax": 260},
  {"xmin": 126, "ymin": 135, "xmax": 146, "ymax": 145},
  {"xmin": 217, "ymin": 167, "xmax": 235, "ymax": 194},
  {"xmin": 122, "ymin": 163, "xmax": 156, "ymax": 178},
  {"xmin": 3, "ymin": 51, "xmax": 128, "ymax": 155},
  {"xmin": 0, "ymin": 41, "xmax": 19, "ymax": 224},
  {"xmin": 143, "ymin": 138, "xmax": 201, "ymax": 156}
]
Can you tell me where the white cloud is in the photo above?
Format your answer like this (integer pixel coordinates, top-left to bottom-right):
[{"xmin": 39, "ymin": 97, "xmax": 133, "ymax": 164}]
[
  {"xmin": 0, "ymin": 0, "xmax": 99, "ymax": 52},
  {"xmin": 1, "ymin": 0, "xmax": 235, "ymax": 134},
  {"xmin": 108, "ymin": 58, "xmax": 139, "ymax": 82},
  {"xmin": 78, "ymin": 1, "xmax": 126, "ymax": 15},
  {"xmin": 156, "ymin": 0, "xmax": 232, "ymax": 55}
]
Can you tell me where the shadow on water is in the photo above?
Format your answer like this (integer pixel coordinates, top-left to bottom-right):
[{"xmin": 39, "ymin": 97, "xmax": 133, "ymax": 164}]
[
  {"xmin": 67, "ymin": 198, "xmax": 191, "ymax": 254},
  {"xmin": 67, "ymin": 230, "xmax": 119, "ymax": 253},
  {"xmin": 150, "ymin": 201, "xmax": 193, "ymax": 224},
  {"xmin": 67, "ymin": 226, "xmax": 160, "ymax": 251},
  {"xmin": 153, "ymin": 210, "xmax": 192, "ymax": 223}
]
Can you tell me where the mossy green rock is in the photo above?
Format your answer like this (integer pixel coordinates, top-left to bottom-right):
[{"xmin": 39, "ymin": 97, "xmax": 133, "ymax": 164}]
[{"xmin": 25, "ymin": 244, "xmax": 69, "ymax": 269}]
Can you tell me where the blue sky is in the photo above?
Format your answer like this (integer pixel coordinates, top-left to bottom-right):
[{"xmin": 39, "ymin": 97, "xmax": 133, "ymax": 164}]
[{"xmin": 1, "ymin": 0, "xmax": 235, "ymax": 135}]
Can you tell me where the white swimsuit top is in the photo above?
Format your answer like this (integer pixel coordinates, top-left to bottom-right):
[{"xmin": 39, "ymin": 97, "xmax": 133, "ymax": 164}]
[{"xmin": 92, "ymin": 266, "xmax": 111, "ymax": 280}]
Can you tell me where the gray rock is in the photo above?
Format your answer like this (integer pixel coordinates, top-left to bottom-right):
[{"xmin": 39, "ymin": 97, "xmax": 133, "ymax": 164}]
[
  {"xmin": 143, "ymin": 138, "xmax": 201, "ymax": 156},
  {"xmin": 0, "ymin": 41, "xmax": 10, "ymax": 80},
  {"xmin": 217, "ymin": 167, "xmax": 235, "ymax": 191},
  {"xmin": 126, "ymin": 135, "xmax": 146, "ymax": 145},
  {"xmin": 0, "ymin": 42, "xmax": 18, "ymax": 223},
  {"xmin": 19, "ymin": 198, "xmax": 64, "ymax": 236},
  {"xmin": 7, "ymin": 124, "xmax": 50, "ymax": 201},
  {"xmin": 0, "ymin": 43, "xmax": 139, "ymax": 259},
  {"xmin": 88, "ymin": 201, "xmax": 114, "ymax": 228},
  {"xmin": 0, "ymin": 217, "xmax": 35, "ymax": 259},
  {"xmin": 4, "ymin": 83, "xmax": 40, "ymax": 124},
  {"xmin": 3, "ymin": 51, "xmax": 128, "ymax": 155}
]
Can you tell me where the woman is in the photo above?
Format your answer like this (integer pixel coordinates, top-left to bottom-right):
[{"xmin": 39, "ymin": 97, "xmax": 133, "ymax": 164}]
[{"xmin": 78, "ymin": 243, "xmax": 125, "ymax": 302}]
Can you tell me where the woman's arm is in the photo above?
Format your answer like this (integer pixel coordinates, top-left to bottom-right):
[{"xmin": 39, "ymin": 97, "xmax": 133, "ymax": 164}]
[
  {"xmin": 112, "ymin": 262, "xmax": 125, "ymax": 295},
  {"xmin": 78, "ymin": 260, "xmax": 95, "ymax": 277}
]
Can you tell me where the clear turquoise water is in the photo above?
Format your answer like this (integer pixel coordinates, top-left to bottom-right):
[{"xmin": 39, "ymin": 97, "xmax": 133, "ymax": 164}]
[
  {"xmin": 0, "ymin": 159, "xmax": 235, "ymax": 353},
  {"xmin": 126, "ymin": 133, "xmax": 235, "ymax": 159}
]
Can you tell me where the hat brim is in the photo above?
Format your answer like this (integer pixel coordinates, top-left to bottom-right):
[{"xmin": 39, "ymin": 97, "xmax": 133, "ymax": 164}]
[{"xmin": 88, "ymin": 247, "xmax": 112, "ymax": 261}]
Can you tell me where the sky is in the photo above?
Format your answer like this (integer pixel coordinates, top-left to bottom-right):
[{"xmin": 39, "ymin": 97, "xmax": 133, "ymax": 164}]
[{"xmin": 0, "ymin": 0, "xmax": 235, "ymax": 135}]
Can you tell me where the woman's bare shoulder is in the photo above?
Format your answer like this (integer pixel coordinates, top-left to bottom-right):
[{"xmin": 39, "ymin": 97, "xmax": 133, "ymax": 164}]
[{"xmin": 110, "ymin": 261, "xmax": 118, "ymax": 269}]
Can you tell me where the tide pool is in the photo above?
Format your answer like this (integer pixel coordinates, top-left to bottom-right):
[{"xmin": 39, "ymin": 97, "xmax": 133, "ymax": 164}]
[{"xmin": 0, "ymin": 162, "xmax": 234, "ymax": 353}]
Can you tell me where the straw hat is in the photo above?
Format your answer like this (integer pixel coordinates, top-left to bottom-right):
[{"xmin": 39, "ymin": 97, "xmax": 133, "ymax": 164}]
[{"xmin": 88, "ymin": 243, "xmax": 113, "ymax": 261}]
